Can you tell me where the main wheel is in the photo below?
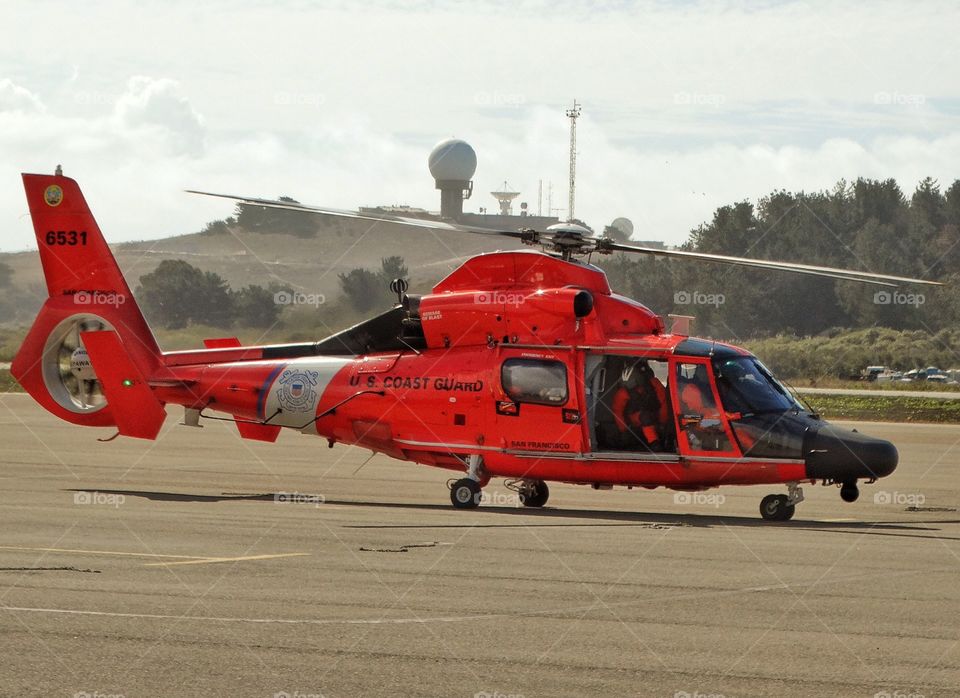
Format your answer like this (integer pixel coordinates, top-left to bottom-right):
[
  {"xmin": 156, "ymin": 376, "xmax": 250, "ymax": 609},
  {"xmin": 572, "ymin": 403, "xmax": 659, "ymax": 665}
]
[
  {"xmin": 520, "ymin": 480, "xmax": 549, "ymax": 508},
  {"xmin": 450, "ymin": 478, "xmax": 482, "ymax": 509},
  {"xmin": 759, "ymin": 494, "xmax": 795, "ymax": 521}
]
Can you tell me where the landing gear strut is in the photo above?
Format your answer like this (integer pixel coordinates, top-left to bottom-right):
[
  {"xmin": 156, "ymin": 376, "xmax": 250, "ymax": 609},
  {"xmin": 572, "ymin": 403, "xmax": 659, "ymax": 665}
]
[
  {"xmin": 450, "ymin": 454, "xmax": 485, "ymax": 509},
  {"xmin": 759, "ymin": 482, "xmax": 804, "ymax": 521}
]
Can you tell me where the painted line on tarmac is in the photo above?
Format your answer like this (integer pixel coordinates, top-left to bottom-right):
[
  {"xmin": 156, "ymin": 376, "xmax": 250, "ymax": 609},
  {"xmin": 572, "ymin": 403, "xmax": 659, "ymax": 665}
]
[
  {"xmin": 0, "ymin": 605, "xmax": 482, "ymax": 625},
  {"xmin": 0, "ymin": 545, "xmax": 308, "ymax": 567},
  {"xmin": 0, "ymin": 545, "xmax": 210, "ymax": 560},
  {"xmin": 2, "ymin": 565, "xmax": 955, "ymax": 628},
  {"xmin": 143, "ymin": 553, "xmax": 309, "ymax": 567}
]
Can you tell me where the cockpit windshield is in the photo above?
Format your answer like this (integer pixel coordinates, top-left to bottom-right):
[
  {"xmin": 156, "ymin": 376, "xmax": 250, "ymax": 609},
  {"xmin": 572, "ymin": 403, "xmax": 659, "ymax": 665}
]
[{"xmin": 713, "ymin": 357, "xmax": 802, "ymax": 414}]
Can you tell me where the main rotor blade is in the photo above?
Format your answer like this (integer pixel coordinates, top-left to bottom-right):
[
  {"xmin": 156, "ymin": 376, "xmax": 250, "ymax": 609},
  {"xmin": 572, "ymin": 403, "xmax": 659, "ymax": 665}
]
[
  {"xmin": 606, "ymin": 242, "xmax": 942, "ymax": 287},
  {"xmin": 186, "ymin": 190, "xmax": 531, "ymax": 240}
]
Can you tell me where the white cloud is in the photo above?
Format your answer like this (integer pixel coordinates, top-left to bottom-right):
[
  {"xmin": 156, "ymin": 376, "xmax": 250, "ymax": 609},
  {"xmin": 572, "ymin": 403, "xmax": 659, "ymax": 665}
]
[
  {"xmin": 114, "ymin": 76, "xmax": 206, "ymax": 156},
  {"xmin": 0, "ymin": 1, "xmax": 958, "ymax": 252},
  {"xmin": 0, "ymin": 79, "xmax": 44, "ymax": 114}
]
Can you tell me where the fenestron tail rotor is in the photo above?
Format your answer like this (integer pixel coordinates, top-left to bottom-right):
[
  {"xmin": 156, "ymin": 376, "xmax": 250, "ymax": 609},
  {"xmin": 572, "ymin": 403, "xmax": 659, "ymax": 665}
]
[{"xmin": 43, "ymin": 315, "xmax": 110, "ymax": 413}]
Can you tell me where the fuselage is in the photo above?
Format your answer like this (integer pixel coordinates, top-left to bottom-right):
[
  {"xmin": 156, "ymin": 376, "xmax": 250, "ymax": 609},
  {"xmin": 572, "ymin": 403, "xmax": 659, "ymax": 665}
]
[{"xmin": 144, "ymin": 251, "xmax": 896, "ymax": 491}]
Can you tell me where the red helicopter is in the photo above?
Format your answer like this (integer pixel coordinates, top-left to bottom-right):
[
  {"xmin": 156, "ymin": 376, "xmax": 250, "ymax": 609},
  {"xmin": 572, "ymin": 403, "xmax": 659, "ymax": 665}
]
[{"xmin": 12, "ymin": 171, "xmax": 941, "ymax": 520}]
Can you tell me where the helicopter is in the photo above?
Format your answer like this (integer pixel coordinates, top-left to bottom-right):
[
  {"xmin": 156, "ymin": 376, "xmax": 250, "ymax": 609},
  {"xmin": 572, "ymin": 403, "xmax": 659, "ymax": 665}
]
[{"xmin": 11, "ymin": 171, "xmax": 941, "ymax": 521}]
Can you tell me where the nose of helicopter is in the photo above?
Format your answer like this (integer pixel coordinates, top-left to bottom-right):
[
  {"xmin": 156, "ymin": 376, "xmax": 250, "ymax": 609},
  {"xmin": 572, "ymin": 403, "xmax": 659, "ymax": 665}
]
[{"xmin": 804, "ymin": 423, "xmax": 898, "ymax": 481}]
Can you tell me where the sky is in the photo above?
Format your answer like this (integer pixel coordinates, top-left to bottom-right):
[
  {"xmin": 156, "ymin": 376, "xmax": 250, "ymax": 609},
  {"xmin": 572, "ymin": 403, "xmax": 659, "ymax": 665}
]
[{"xmin": 0, "ymin": 0, "xmax": 958, "ymax": 252}]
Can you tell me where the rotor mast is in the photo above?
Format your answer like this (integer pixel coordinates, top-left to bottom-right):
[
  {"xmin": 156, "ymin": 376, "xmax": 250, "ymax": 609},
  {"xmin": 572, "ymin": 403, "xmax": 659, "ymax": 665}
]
[{"xmin": 565, "ymin": 99, "xmax": 581, "ymax": 223}]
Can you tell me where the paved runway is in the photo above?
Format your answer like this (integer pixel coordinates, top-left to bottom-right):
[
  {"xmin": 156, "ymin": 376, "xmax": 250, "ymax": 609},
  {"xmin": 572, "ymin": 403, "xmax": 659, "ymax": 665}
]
[{"xmin": 0, "ymin": 393, "xmax": 958, "ymax": 697}]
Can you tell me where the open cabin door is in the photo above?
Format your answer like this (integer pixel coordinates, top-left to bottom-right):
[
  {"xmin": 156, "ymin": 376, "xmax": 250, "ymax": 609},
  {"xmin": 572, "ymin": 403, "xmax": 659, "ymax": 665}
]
[
  {"xmin": 669, "ymin": 357, "xmax": 741, "ymax": 458},
  {"xmin": 585, "ymin": 353, "xmax": 676, "ymax": 455}
]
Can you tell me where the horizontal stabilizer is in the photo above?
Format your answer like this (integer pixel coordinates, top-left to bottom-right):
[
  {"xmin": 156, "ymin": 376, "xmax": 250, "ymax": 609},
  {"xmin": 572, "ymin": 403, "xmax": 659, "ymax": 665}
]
[
  {"xmin": 81, "ymin": 330, "xmax": 167, "ymax": 440},
  {"xmin": 236, "ymin": 421, "xmax": 281, "ymax": 443}
]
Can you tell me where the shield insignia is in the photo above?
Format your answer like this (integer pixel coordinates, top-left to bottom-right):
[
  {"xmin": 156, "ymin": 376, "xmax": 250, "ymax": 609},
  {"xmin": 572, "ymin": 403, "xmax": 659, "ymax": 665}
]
[{"xmin": 44, "ymin": 185, "xmax": 63, "ymax": 207}]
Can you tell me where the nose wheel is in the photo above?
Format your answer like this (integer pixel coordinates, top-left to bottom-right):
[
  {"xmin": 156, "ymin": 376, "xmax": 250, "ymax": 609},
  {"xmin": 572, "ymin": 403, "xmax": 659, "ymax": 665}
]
[
  {"xmin": 759, "ymin": 494, "xmax": 795, "ymax": 521},
  {"xmin": 759, "ymin": 482, "xmax": 804, "ymax": 521}
]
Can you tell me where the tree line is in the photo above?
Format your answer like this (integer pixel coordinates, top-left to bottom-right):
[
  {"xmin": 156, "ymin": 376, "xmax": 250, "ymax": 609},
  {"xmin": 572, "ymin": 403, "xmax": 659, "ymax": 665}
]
[
  {"xmin": 136, "ymin": 257, "xmax": 409, "ymax": 329},
  {"xmin": 598, "ymin": 177, "xmax": 960, "ymax": 341}
]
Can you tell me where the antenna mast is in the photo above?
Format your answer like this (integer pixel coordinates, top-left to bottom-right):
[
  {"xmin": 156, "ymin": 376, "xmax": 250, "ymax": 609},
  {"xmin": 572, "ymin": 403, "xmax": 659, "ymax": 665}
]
[{"xmin": 565, "ymin": 99, "xmax": 581, "ymax": 222}]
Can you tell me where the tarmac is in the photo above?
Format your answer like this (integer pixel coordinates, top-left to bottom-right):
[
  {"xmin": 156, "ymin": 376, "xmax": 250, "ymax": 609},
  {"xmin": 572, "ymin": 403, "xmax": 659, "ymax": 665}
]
[{"xmin": 0, "ymin": 392, "xmax": 957, "ymax": 697}]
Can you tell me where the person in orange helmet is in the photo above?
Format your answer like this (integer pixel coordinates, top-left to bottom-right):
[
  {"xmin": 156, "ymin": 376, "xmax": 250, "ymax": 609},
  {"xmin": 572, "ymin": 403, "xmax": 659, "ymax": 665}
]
[{"xmin": 612, "ymin": 361, "xmax": 668, "ymax": 451}]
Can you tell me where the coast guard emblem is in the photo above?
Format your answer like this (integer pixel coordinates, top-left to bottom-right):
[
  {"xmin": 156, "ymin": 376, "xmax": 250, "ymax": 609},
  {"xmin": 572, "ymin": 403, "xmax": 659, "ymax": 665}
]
[
  {"xmin": 44, "ymin": 185, "xmax": 63, "ymax": 207},
  {"xmin": 277, "ymin": 369, "xmax": 320, "ymax": 413}
]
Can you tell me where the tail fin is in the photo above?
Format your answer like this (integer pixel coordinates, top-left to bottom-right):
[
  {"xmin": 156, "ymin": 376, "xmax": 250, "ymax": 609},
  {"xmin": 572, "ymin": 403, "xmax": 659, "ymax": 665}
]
[{"xmin": 11, "ymin": 172, "xmax": 163, "ymax": 428}]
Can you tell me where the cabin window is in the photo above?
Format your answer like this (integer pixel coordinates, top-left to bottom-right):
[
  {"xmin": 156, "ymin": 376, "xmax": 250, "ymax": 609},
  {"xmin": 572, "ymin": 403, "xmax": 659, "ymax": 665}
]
[{"xmin": 501, "ymin": 359, "xmax": 568, "ymax": 406}]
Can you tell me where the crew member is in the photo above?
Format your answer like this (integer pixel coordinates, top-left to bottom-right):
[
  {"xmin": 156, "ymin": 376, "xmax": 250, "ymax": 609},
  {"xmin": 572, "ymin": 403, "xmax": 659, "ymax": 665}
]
[
  {"xmin": 677, "ymin": 364, "xmax": 727, "ymax": 451},
  {"xmin": 612, "ymin": 362, "xmax": 667, "ymax": 451}
]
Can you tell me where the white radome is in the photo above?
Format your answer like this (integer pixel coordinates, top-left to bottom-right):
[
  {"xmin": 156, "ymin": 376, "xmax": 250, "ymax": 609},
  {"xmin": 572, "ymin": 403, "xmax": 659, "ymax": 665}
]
[
  {"xmin": 611, "ymin": 217, "xmax": 634, "ymax": 237},
  {"xmin": 428, "ymin": 138, "xmax": 477, "ymax": 182}
]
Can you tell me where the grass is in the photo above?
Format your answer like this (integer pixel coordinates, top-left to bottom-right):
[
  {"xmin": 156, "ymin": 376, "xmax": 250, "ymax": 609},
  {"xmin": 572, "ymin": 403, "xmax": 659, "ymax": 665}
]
[
  {"xmin": 803, "ymin": 394, "xmax": 960, "ymax": 423},
  {"xmin": 0, "ymin": 369, "xmax": 21, "ymax": 393},
  {"xmin": 791, "ymin": 377, "xmax": 960, "ymax": 392}
]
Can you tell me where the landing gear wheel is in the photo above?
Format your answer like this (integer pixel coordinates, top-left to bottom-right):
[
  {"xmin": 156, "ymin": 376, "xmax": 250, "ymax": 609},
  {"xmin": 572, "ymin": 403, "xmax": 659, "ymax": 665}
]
[
  {"xmin": 450, "ymin": 478, "xmax": 482, "ymax": 509},
  {"xmin": 840, "ymin": 480, "xmax": 860, "ymax": 503},
  {"xmin": 760, "ymin": 494, "xmax": 795, "ymax": 521},
  {"xmin": 519, "ymin": 480, "xmax": 549, "ymax": 508}
]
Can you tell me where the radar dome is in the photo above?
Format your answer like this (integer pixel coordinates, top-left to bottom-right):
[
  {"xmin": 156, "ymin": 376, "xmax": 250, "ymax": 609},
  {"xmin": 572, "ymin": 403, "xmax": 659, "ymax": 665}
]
[
  {"xmin": 428, "ymin": 138, "xmax": 477, "ymax": 182},
  {"xmin": 611, "ymin": 217, "xmax": 634, "ymax": 237}
]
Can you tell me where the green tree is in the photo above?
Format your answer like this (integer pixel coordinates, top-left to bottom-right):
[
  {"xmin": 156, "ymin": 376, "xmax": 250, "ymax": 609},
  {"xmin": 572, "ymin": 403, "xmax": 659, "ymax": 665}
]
[
  {"xmin": 137, "ymin": 260, "xmax": 235, "ymax": 329},
  {"xmin": 235, "ymin": 197, "xmax": 316, "ymax": 238},
  {"xmin": 380, "ymin": 256, "xmax": 409, "ymax": 282},
  {"xmin": 601, "ymin": 225, "xmax": 630, "ymax": 243},
  {"xmin": 232, "ymin": 284, "xmax": 281, "ymax": 328},
  {"xmin": 337, "ymin": 268, "xmax": 384, "ymax": 313},
  {"xmin": 337, "ymin": 256, "xmax": 410, "ymax": 312}
]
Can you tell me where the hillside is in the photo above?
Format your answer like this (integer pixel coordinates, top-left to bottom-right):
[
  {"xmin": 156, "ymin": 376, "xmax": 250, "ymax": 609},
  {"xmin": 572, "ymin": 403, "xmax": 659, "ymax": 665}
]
[{"xmin": 0, "ymin": 215, "xmax": 525, "ymax": 321}]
